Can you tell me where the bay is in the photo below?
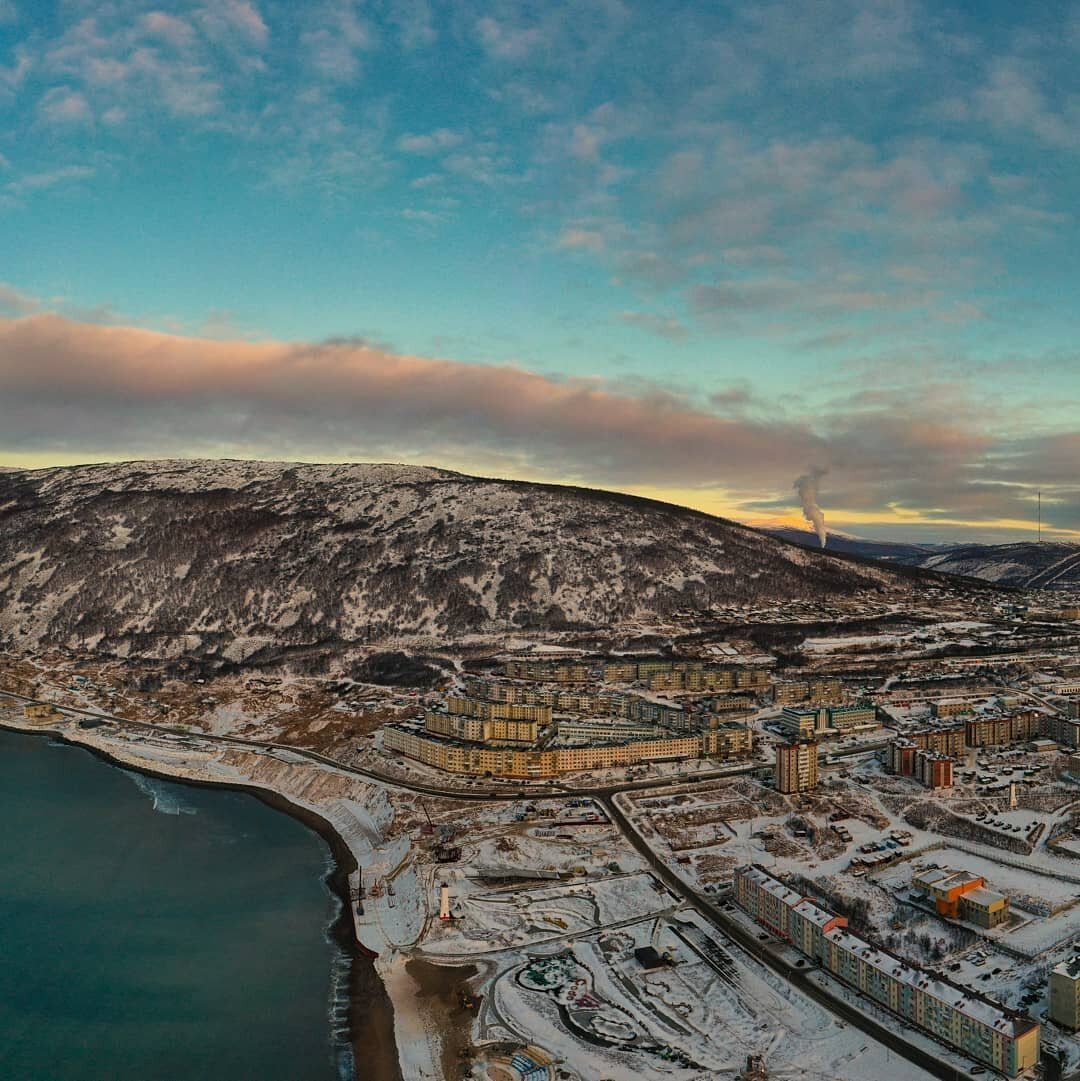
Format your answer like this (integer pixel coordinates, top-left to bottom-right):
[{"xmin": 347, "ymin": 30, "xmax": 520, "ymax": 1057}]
[{"xmin": 0, "ymin": 727, "xmax": 351, "ymax": 1081}]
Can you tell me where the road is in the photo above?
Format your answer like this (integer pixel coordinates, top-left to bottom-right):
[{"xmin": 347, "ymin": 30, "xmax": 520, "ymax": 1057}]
[
  {"xmin": 0, "ymin": 685, "xmax": 765, "ymax": 801},
  {"xmin": 3, "ymin": 685, "xmax": 987, "ymax": 1079},
  {"xmin": 601, "ymin": 792, "xmax": 987, "ymax": 1081}
]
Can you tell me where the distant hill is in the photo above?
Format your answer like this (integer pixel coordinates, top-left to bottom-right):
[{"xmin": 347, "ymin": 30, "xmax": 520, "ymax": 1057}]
[
  {"xmin": 768, "ymin": 527, "xmax": 1080, "ymax": 591},
  {"xmin": 0, "ymin": 459, "xmax": 985, "ymax": 670},
  {"xmin": 916, "ymin": 542, "xmax": 1080, "ymax": 589},
  {"xmin": 763, "ymin": 527, "xmax": 941, "ymax": 563}
]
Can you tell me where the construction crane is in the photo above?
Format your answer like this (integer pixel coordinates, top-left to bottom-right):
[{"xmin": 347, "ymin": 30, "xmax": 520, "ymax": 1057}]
[{"xmin": 420, "ymin": 801, "xmax": 435, "ymax": 836}]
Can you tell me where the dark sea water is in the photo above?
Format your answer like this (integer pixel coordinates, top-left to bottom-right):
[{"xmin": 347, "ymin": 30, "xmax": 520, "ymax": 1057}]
[{"xmin": 0, "ymin": 727, "xmax": 352, "ymax": 1081}]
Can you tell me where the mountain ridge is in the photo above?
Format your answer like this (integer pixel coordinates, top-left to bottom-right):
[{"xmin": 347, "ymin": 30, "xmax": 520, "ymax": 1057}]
[
  {"xmin": 765, "ymin": 526, "xmax": 1080, "ymax": 590},
  {"xmin": 0, "ymin": 459, "xmax": 991, "ymax": 671}
]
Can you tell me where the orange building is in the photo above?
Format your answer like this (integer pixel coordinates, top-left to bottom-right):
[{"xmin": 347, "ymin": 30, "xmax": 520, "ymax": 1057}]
[{"xmin": 912, "ymin": 867, "xmax": 1010, "ymax": 927}]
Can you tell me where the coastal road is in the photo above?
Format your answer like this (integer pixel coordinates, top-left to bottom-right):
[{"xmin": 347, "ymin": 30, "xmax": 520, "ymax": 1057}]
[
  {"xmin": 5, "ymin": 685, "xmax": 986, "ymax": 1079},
  {"xmin": 0, "ymin": 685, "xmax": 765, "ymax": 802},
  {"xmin": 600, "ymin": 792, "xmax": 985, "ymax": 1081}
]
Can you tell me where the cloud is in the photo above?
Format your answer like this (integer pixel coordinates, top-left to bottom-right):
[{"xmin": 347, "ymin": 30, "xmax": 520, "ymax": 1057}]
[
  {"xmin": 195, "ymin": 0, "xmax": 268, "ymax": 48},
  {"xmin": 617, "ymin": 310, "xmax": 689, "ymax": 342},
  {"xmin": 0, "ymin": 283, "xmax": 40, "ymax": 316},
  {"xmin": 615, "ymin": 251, "xmax": 684, "ymax": 289},
  {"xmin": 6, "ymin": 164, "xmax": 96, "ymax": 196},
  {"xmin": 38, "ymin": 87, "xmax": 94, "ymax": 125},
  {"xmin": 301, "ymin": 5, "xmax": 374, "ymax": 81},
  {"xmin": 736, "ymin": 0, "xmax": 924, "ymax": 82},
  {"xmin": 475, "ymin": 16, "xmax": 548, "ymax": 62},
  {"xmin": 0, "ymin": 313, "xmax": 821, "ymax": 487},
  {"xmin": 3, "ymin": 312, "xmax": 1080, "ymax": 535},
  {"xmin": 709, "ymin": 386, "xmax": 753, "ymax": 412},
  {"xmin": 140, "ymin": 12, "xmax": 195, "ymax": 49},
  {"xmin": 970, "ymin": 57, "xmax": 1079, "ymax": 148},
  {"xmin": 391, "ymin": 0, "xmax": 436, "ymax": 49},
  {"xmin": 557, "ymin": 227, "xmax": 605, "ymax": 252},
  {"xmin": 397, "ymin": 128, "xmax": 462, "ymax": 154},
  {"xmin": 0, "ymin": 46, "xmax": 32, "ymax": 95}
]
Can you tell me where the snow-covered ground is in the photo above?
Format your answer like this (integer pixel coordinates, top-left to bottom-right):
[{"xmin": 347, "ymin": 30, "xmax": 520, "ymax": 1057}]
[{"xmin": 0, "ymin": 695, "xmax": 950, "ymax": 1081}]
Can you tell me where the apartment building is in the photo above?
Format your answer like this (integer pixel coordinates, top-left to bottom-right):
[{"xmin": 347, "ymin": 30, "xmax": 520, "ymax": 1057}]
[
  {"xmin": 914, "ymin": 751, "xmax": 954, "ymax": 790},
  {"xmin": 503, "ymin": 660, "xmax": 590, "ymax": 683},
  {"xmin": 775, "ymin": 740, "xmax": 818, "ymax": 793},
  {"xmin": 602, "ymin": 660, "xmax": 643, "ymax": 683},
  {"xmin": 427, "ymin": 713, "xmax": 540, "ymax": 745},
  {"xmin": 1050, "ymin": 958, "xmax": 1080, "ymax": 1030},
  {"xmin": 1055, "ymin": 682, "xmax": 1080, "ymax": 697},
  {"xmin": 964, "ymin": 711, "xmax": 1041, "ymax": 748},
  {"xmin": 602, "ymin": 658, "xmax": 683, "ymax": 683},
  {"xmin": 702, "ymin": 720, "xmax": 754, "ymax": 760},
  {"xmin": 778, "ymin": 703, "xmax": 877, "ymax": 739},
  {"xmin": 1071, "ymin": 699, "xmax": 1080, "ymax": 721},
  {"xmin": 774, "ymin": 680, "xmax": 811, "ymax": 707},
  {"xmin": 774, "ymin": 678, "xmax": 843, "ymax": 706},
  {"xmin": 890, "ymin": 730, "xmax": 968, "ymax": 773},
  {"xmin": 734, "ymin": 866, "xmax": 1038, "ymax": 1077},
  {"xmin": 614, "ymin": 696, "xmax": 688, "ymax": 729},
  {"xmin": 384, "ymin": 724, "xmax": 722, "ymax": 778},
  {"xmin": 425, "ymin": 704, "xmax": 544, "ymax": 745},
  {"xmin": 445, "ymin": 696, "xmax": 552, "ymax": 724},
  {"xmin": 463, "ymin": 679, "xmax": 688, "ymax": 724},
  {"xmin": 648, "ymin": 667, "xmax": 770, "ymax": 694},
  {"xmin": 931, "ymin": 698, "xmax": 977, "ymax": 719},
  {"xmin": 554, "ymin": 718, "xmax": 664, "ymax": 744},
  {"xmin": 602, "ymin": 659, "xmax": 768, "ymax": 692},
  {"xmin": 1044, "ymin": 713, "xmax": 1080, "ymax": 748},
  {"xmin": 888, "ymin": 738, "xmax": 919, "ymax": 776},
  {"xmin": 713, "ymin": 694, "xmax": 757, "ymax": 712},
  {"xmin": 907, "ymin": 725, "xmax": 966, "ymax": 756},
  {"xmin": 555, "ymin": 736, "xmax": 702, "ymax": 772}
]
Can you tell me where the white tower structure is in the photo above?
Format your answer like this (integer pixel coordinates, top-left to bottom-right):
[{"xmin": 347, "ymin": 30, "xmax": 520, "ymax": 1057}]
[{"xmin": 439, "ymin": 883, "xmax": 451, "ymax": 920}]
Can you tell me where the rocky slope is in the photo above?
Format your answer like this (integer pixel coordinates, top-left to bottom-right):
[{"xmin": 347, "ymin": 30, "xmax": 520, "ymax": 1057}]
[{"xmin": 0, "ymin": 459, "xmax": 977, "ymax": 669}]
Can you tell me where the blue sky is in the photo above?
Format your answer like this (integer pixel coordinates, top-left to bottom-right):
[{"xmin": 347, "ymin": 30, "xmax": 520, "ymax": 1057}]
[{"xmin": 2, "ymin": 1, "xmax": 1080, "ymax": 541}]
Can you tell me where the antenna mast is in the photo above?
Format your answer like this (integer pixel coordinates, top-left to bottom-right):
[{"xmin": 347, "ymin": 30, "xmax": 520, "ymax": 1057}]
[{"xmin": 1038, "ymin": 489, "xmax": 1042, "ymax": 543}]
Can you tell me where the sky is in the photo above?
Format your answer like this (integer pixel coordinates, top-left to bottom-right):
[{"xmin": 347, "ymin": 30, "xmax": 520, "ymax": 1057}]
[{"xmin": 2, "ymin": 0, "xmax": 1079, "ymax": 543}]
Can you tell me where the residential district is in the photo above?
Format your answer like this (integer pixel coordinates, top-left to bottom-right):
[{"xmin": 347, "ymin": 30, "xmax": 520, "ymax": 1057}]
[{"xmin": 8, "ymin": 594, "xmax": 1080, "ymax": 1080}]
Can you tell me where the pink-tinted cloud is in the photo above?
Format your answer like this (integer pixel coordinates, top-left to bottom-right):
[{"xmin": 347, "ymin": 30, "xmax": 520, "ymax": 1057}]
[
  {"xmin": 0, "ymin": 313, "xmax": 819, "ymax": 486},
  {"xmin": 2, "ymin": 313, "xmax": 1079, "ymax": 533}
]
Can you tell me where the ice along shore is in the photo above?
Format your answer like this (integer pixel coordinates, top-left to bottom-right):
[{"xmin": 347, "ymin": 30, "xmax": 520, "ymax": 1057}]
[{"xmin": 0, "ymin": 700, "xmax": 465, "ymax": 1081}]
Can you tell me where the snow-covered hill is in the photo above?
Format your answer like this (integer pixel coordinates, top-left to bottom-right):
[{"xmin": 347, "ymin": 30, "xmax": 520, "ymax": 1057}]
[
  {"xmin": 0, "ymin": 459, "xmax": 972, "ymax": 667},
  {"xmin": 767, "ymin": 528, "xmax": 1080, "ymax": 592},
  {"xmin": 915, "ymin": 542, "xmax": 1080, "ymax": 589}
]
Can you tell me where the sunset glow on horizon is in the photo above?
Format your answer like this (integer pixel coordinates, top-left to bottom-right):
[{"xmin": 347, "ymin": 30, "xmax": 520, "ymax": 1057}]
[{"xmin": 3, "ymin": 1, "xmax": 1080, "ymax": 543}]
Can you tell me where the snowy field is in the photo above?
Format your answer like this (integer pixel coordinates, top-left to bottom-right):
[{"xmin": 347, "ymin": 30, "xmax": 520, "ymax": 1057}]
[{"xmin": 484, "ymin": 911, "xmax": 938, "ymax": 1081}]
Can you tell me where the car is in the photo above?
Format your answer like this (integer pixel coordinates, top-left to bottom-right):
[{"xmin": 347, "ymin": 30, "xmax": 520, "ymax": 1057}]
[
  {"xmin": 971, "ymin": 1067, "xmax": 986, "ymax": 1075},
  {"xmin": 757, "ymin": 932, "xmax": 769, "ymax": 941}
]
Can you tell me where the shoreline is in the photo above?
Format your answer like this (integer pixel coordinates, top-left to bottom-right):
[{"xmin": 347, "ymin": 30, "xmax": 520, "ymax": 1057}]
[{"xmin": 0, "ymin": 716, "xmax": 405, "ymax": 1081}]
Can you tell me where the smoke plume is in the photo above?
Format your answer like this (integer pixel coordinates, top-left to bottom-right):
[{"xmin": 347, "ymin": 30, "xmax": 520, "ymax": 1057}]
[{"xmin": 794, "ymin": 466, "xmax": 828, "ymax": 547}]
